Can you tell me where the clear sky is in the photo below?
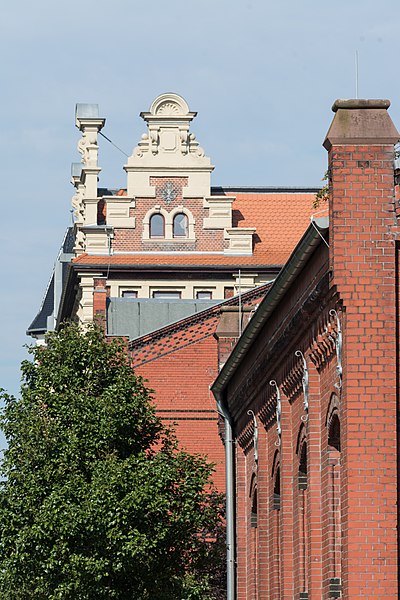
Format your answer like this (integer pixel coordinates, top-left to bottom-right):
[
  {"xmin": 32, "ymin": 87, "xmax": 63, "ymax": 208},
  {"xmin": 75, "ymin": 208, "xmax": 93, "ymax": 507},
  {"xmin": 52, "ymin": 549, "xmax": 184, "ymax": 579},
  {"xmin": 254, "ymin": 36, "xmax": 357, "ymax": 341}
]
[{"xmin": 0, "ymin": 0, "xmax": 399, "ymax": 450}]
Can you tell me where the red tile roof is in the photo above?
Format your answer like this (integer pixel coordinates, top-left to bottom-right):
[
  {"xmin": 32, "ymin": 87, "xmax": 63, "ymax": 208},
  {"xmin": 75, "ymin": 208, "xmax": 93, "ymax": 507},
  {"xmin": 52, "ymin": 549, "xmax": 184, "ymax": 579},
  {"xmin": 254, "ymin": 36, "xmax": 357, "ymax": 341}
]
[
  {"xmin": 232, "ymin": 192, "xmax": 315, "ymax": 262},
  {"xmin": 73, "ymin": 191, "xmax": 318, "ymax": 268}
]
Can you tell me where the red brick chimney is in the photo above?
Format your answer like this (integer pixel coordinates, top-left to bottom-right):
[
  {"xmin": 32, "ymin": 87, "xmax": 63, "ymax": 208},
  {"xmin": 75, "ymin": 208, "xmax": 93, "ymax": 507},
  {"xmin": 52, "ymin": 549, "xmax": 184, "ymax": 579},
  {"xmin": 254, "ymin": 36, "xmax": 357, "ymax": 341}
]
[{"xmin": 324, "ymin": 99, "xmax": 399, "ymax": 598}]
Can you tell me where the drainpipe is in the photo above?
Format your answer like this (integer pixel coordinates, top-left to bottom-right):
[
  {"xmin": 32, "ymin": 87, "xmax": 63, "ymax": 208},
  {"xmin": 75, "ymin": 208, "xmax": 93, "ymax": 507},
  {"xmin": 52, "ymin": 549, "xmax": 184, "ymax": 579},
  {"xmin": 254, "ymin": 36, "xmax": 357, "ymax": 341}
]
[{"xmin": 214, "ymin": 390, "xmax": 235, "ymax": 600}]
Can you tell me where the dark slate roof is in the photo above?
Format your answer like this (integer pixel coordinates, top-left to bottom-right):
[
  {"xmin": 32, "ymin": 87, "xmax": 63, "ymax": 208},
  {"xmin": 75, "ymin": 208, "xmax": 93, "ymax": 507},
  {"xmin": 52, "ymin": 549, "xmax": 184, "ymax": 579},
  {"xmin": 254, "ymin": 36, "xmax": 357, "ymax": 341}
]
[
  {"xmin": 27, "ymin": 227, "xmax": 75, "ymax": 337},
  {"xmin": 63, "ymin": 227, "xmax": 75, "ymax": 253},
  {"xmin": 27, "ymin": 273, "xmax": 55, "ymax": 335}
]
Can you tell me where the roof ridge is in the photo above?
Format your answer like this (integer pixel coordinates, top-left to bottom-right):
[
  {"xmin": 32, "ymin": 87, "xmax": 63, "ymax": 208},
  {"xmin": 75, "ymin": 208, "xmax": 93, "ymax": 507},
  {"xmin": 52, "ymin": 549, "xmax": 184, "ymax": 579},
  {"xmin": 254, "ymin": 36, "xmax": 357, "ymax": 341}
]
[{"xmin": 128, "ymin": 282, "xmax": 273, "ymax": 350}]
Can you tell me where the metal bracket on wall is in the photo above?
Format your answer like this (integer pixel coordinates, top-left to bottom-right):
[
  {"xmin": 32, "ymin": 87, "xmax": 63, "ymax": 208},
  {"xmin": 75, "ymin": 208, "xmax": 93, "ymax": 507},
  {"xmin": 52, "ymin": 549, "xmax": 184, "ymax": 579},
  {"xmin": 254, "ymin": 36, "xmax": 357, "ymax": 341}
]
[
  {"xmin": 247, "ymin": 410, "xmax": 258, "ymax": 467},
  {"xmin": 329, "ymin": 309, "xmax": 343, "ymax": 390},
  {"xmin": 269, "ymin": 380, "xmax": 281, "ymax": 446},
  {"xmin": 295, "ymin": 350, "xmax": 309, "ymax": 422}
]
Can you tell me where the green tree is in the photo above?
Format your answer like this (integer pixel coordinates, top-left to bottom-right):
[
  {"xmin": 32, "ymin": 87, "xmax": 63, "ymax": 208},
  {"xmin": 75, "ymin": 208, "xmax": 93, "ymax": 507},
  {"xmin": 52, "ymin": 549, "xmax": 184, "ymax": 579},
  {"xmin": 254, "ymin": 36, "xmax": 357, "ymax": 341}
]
[{"xmin": 0, "ymin": 324, "xmax": 225, "ymax": 599}]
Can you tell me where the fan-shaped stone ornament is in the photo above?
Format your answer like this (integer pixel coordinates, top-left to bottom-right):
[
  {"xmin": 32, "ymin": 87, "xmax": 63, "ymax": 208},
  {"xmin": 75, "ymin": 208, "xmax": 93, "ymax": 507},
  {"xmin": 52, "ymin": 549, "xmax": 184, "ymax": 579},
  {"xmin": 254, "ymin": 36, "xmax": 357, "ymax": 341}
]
[
  {"xmin": 156, "ymin": 101, "xmax": 182, "ymax": 115},
  {"xmin": 149, "ymin": 93, "xmax": 190, "ymax": 116}
]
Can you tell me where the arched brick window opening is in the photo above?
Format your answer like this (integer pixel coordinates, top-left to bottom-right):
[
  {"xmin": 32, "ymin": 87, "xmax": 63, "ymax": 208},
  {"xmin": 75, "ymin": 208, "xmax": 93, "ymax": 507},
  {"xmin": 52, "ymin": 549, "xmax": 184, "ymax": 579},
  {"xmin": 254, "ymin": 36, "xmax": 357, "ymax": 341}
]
[
  {"xmin": 329, "ymin": 413, "xmax": 341, "ymax": 452},
  {"xmin": 251, "ymin": 487, "xmax": 258, "ymax": 528},
  {"xmin": 250, "ymin": 485, "xmax": 258, "ymax": 599},
  {"xmin": 298, "ymin": 441, "xmax": 309, "ymax": 599},
  {"xmin": 271, "ymin": 465, "xmax": 281, "ymax": 598},
  {"xmin": 328, "ymin": 412, "xmax": 342, "ymax": 599},
  {"xmin": 273, "ymin": 466, "xmax": 281, "ymax": 509},
  {"xmin": 173, "ymin": 212, "xmax": 188, "ymax": 237},
  {"xmin": 149, "ymin": 213, "xmax": 165, "ymax": 238}
]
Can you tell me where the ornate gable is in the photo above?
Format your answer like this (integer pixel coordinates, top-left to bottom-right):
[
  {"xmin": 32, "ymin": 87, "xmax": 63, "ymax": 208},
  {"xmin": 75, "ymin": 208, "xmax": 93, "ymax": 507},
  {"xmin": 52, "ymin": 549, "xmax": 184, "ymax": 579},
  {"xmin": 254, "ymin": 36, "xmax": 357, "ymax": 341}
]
[{"xmin": 124, "ymin": 93, "xmax": 214, "ymax": 198}]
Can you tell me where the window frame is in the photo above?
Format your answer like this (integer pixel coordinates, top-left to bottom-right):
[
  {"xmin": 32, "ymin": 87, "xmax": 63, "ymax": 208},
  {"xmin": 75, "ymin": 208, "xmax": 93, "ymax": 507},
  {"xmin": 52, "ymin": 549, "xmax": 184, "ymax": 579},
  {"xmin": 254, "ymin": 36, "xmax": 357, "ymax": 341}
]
[
  {"xmin": 149, "ymin": 213, "xmax": 165, "ymax": 238},
  {"xmin": 173, "ymin": 212, "xmax": 189, "ymax": 238}
]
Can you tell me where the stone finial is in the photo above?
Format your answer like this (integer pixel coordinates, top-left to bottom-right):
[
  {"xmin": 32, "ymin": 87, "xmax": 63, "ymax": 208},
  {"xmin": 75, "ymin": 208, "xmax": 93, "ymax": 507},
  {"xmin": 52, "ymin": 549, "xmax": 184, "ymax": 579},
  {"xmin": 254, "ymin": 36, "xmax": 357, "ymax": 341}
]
[
  {"xmin": 75, "ymin": 104, "xmax": 106, "ymax": 167},
  {"xmin": 73, "ymin": 104, "xmax": 106, "ymax": 245},
  {"xmin": 323, "ymin": 98, "xmax": 399, "ymax": 150}
]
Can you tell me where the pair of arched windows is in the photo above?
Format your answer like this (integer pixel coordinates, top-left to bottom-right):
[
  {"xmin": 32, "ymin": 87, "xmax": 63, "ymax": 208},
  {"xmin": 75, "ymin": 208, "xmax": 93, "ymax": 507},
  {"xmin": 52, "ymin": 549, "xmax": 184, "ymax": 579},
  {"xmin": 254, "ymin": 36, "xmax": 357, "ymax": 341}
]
[{"xmin": 150, "ymin": 213, "xmax": 188, "ymax": 238}]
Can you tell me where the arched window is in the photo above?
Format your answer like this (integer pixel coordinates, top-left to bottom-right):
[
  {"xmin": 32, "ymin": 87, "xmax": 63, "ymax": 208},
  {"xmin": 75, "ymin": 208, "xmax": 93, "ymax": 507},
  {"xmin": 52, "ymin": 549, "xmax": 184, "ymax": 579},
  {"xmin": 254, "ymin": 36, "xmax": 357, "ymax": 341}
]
[
  {"xmin": 173, "ymin": 213, "xmax": 188, "ymax": 237},
  {"xmin": 150, "ymin": 213, "xmax": 165, "ymax": 238},
  {"xmin": 328, "ymin": 412, "xmax": 341, "ymax": 598},
  {"xmin": 298, "ymin": 442, "xmax": 308, "ymax": 491},
  {"xmin": 328, "ymin": 413, "xmax": 341, "ymax": 452},
  {"xmin": 298, "ymin": 441, "xmax": 309, "ymax": 598},
  {"xmin": 250, "ymin": 485, "xmax": 258, "ymax": 598},
  {"xmin": 251, "ymin": 488, "xmax": 258, "ymax": 528},
  {"xmin": 271, "ymin": 465, "xmax": 281, "ymax": 598}
]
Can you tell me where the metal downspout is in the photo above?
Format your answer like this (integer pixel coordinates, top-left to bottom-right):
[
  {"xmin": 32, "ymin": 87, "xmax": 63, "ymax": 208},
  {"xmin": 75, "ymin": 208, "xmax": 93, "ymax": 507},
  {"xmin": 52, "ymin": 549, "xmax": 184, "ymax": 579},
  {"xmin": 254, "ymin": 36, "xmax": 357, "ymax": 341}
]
[{"xmin": 215, "ymin": 391, "xmax": 235, "ymax": 600}]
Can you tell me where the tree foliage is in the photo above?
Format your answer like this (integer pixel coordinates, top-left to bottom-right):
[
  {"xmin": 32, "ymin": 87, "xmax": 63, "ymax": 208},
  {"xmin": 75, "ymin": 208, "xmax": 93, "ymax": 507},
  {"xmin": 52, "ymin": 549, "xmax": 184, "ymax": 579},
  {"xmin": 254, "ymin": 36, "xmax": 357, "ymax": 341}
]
[
  {"xmin": 313, "ymin": 170, "xmax": 330, "ymax": 209},
  {"xmin": 0, "ymin": 324, "xmax": 225, "ymax": 599}
]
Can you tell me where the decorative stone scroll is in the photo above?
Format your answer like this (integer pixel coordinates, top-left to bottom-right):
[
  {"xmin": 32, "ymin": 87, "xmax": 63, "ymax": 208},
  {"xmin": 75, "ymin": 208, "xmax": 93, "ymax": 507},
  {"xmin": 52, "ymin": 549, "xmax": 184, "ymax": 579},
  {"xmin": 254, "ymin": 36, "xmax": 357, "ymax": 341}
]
[
  {"xmin": 247, "ymin": 410, "xmax": 259, "ymax": 468},
  {"xmin": 329, "ymin": 309, "xmax": 343, "ymax": 390},
  {"xmin": 295, "ymin": 350, "xmax": 309, "ymax": 421},
  {"xmin": 269, "ymin": 380, "xmax": 281, "ymax": 447}
]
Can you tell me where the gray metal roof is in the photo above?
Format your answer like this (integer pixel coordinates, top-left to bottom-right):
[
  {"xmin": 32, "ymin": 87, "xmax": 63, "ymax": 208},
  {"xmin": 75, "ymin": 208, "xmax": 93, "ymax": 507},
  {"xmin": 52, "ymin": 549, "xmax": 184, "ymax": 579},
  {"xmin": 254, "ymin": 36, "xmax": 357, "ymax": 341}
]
[{"xmin": 107, "ymin": 298, "xmax": 219, "ymax": 340}]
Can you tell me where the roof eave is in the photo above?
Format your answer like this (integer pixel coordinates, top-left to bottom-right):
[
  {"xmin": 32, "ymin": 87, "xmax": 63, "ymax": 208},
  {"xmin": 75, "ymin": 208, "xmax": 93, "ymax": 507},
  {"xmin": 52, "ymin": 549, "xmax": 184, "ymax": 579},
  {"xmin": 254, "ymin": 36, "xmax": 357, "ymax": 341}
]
[{"xmin": 70, "ymin": 262, "xmax": 283, "ymax": 272}]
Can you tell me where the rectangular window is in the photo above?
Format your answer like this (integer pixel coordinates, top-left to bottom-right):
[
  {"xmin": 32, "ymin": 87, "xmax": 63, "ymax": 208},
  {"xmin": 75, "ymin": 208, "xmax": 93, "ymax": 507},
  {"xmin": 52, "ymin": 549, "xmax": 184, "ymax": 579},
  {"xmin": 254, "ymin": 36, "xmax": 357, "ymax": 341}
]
[
  {"xmin": 122, "ymin": 290, "xmax": 138, "ymax": 298},
  {"xmin": 152, "ymin": 291, "xmax": 182, "ymax": 299},
  {"xmin": 196, "ymin": 291, "xmax": 212, "ymax": 300}
]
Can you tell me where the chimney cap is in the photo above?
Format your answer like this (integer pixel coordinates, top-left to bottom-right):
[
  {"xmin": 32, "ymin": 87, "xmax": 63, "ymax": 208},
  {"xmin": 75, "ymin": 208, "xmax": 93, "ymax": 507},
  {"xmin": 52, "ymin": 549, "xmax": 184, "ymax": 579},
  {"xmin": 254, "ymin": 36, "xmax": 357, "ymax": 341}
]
[
  {"xmin": 332, "ymin": 99, "xmax": 391, "ymax": 112},
  {"xmin": 324, "ymin": 98, "xmax": 399, "ymax": 150}
]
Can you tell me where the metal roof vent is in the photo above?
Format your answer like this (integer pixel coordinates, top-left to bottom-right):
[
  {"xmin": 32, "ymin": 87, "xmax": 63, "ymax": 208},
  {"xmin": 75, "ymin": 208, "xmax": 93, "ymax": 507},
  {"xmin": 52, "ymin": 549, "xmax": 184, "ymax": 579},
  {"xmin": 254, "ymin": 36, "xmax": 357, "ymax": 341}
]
[
  {"xmin": 75, "ymin": 103, "xmax": 99, "ymax": 119},
  {"xmin": 71, "ymin": 162, "xmax": 82, "ymax": 177}
]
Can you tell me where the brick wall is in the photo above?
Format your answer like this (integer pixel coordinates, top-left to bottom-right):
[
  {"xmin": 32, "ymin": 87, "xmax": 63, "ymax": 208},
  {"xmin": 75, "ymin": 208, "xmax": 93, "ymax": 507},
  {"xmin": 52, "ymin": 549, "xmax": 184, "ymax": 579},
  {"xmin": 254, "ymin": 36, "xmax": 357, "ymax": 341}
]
[
  {"xmin": 136, "ymin": 336, "xmax": 225, "ymax": 489},
  {"xmin": 231, "ymin": 305, "xmax": 343, "ymax": 599},
  {"xmin": 325, "ymin": 100, "xmax": 399, "ymax": 598},
  {"xmin": 110, "ymin": 176, "xmax": 228, "ymax": 253},
  {"xmin": 127, "ymin": 285, "xmax": 270, "ymax": 491}
]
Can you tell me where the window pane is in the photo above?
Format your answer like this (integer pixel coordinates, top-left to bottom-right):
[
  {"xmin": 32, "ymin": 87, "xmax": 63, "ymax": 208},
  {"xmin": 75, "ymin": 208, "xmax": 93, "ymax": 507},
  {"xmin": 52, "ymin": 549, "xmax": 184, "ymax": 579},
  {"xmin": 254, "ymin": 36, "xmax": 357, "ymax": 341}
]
[
  {"xmin": 152, "ymin": 291, "xmax": 182, "ymax": 299},
  {"xmin": 196, "ymin": 291, "xmax": 212, "ymax": 299},
  {"xmin": 150, "ymin": 214, "xmax": 165, "ymax": 237},
  {"xmin": 122, "ymin": 290, "xmax": 138, "ymax": 298},
  {"xmin": 173, "ymin": 213, "xmax": 188, "ymax": 237}
]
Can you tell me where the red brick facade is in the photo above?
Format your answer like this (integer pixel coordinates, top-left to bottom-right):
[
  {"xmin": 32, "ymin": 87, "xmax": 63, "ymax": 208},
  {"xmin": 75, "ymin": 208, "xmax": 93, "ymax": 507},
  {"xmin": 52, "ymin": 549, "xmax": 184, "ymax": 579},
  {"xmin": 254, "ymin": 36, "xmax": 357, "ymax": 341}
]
[
  {"xmin": 125, "ymin": 285, "xmax": 270, "ymax": 491},
  {"xmin": 111, "ymin": 177, "xmax": 231, "ymax": 253},
  {"xmin": 212, "ymin": 100, "xmax": 400, "ymax": 599}
]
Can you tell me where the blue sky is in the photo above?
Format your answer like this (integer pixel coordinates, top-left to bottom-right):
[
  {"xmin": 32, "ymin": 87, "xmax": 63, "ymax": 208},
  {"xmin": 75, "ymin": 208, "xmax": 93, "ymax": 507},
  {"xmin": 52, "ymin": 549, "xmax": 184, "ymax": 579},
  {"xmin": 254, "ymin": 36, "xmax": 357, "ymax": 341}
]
[{"xmin": 0, "ymin": 0, "xmax": 399, "ymax": 449}]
